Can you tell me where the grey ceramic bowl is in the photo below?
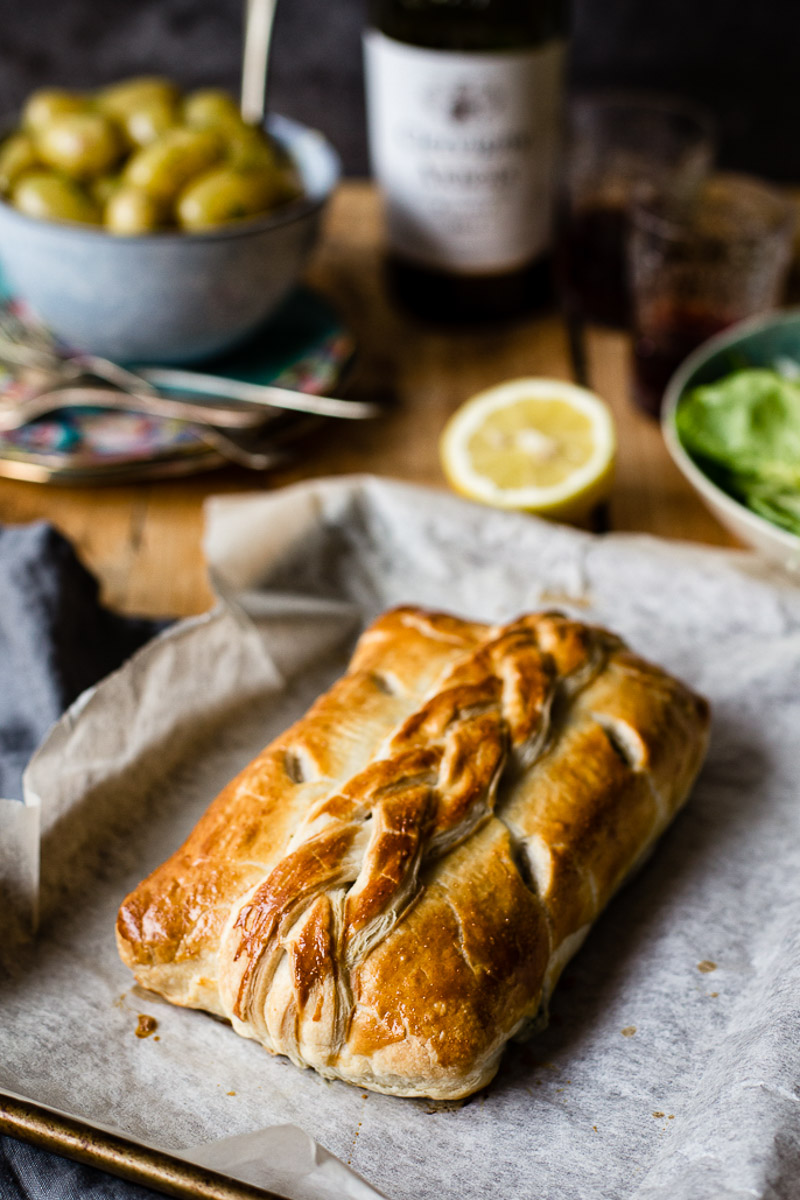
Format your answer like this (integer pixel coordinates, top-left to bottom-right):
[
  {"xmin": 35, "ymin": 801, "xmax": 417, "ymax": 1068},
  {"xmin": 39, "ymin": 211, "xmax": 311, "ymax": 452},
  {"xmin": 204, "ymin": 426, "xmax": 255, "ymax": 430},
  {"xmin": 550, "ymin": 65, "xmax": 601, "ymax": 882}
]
[
  {"xmin": 662, "ymin": 308, "xmax": 800, "ymax": 575},
  {"xmin": 0, "ymin": 113, "xmax": 341, "ymax": 363}
]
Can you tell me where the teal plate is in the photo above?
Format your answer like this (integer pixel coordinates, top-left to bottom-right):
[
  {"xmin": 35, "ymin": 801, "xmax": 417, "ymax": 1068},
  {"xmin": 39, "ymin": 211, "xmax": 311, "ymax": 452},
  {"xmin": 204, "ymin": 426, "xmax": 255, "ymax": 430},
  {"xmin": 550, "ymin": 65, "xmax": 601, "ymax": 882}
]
[{"xmin": 0, "ymin": 286, "xmax": 355, "ymax": 483}]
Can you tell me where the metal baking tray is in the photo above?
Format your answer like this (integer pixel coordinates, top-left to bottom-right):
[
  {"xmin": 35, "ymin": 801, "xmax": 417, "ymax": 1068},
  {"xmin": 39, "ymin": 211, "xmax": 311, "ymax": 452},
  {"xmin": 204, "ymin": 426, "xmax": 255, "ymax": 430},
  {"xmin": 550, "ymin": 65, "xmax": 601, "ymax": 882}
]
[{"xmin": 0, "ymin": 1091, "xmax": 284, "ymax": 1200}]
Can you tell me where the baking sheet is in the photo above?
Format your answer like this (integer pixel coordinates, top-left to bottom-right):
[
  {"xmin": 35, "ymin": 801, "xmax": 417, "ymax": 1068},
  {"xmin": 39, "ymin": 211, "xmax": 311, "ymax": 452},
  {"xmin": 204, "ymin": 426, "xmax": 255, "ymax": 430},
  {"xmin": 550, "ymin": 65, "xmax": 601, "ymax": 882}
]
[{"xmin": 3, "ymin": 475, "xmax": 800, "ymax": 1200}]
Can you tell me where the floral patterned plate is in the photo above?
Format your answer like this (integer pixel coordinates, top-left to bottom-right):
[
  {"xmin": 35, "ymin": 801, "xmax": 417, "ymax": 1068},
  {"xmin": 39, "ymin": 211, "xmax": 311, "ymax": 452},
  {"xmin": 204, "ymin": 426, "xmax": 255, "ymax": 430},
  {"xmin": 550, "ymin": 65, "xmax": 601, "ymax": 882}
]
[{"xmin": 0, "ymin": 287, "xmax": 355, "ymax": 483}]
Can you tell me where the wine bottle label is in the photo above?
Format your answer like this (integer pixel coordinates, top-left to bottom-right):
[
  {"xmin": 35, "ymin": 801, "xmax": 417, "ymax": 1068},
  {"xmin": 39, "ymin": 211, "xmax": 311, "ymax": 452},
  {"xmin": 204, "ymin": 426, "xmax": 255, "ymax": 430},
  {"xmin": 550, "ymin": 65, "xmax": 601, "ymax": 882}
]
[{"xmin": 364, "ymin": 31, "xmax": 566, "ymax": 274}]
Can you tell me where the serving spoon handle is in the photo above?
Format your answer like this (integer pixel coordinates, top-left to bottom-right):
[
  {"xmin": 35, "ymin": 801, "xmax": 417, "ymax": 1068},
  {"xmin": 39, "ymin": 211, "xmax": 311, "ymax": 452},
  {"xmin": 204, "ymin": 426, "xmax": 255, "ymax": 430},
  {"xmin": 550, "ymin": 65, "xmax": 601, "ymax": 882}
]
[{"xmin": 240, "ymin": 0, "xmax": 278, "ymax": 125}]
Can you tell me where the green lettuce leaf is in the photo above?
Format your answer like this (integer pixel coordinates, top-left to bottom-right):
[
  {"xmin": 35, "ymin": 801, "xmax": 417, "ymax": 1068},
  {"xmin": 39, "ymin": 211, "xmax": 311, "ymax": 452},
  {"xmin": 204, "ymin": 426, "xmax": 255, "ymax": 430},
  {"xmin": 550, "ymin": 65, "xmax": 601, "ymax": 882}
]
[
  {"xmin": 677, "ymin": 369, "xmax": 800, "ymax": 488},
  {"xmin": 677, "ymin": 368, "xmax": 800, "ymax": 536},
  {"xmin": 736, "ymin": 479, "xmax": 800, "ymax": 536}
]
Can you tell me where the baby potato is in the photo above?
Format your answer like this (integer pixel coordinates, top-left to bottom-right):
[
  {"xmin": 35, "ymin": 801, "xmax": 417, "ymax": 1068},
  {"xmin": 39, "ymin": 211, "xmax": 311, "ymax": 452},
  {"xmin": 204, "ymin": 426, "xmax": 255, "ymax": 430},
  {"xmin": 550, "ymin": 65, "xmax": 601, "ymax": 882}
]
[
  {"xmin": 119, "ymin": 96, "xmax": 178, "ymax": 149},
  {"xmin": 225, "ymin": 127, "xmax": 302, "ymax": 203},
  {"xmin": 35, "ymin": 112, "xmax": 122, "ymax": 179},
  {"xmin": 22, "ymin": 88, "xmax": 89, "ymax": 134},
  {"xmin": 12, "ymin": 171, "xmax": 100, "ymax": 224},
  {"xmin": 123, "ymin": 127, "xmax": 223, "ymax": 202},
  {"xmin": 175, "ymin": 165, "xmax": 283, "ymax": 230},
  {"xmin": 8, "ymin": 78, "xmax": 299, "ymax": 230},
  {"xmin": 0, "ymin": 134, "xmax": 39, "ymax": 194},
  {"xmin": 104, "ymin": 184, "xmax": 162, "ymax": 234},
  {"xmin": 183, "ymin": 88, "xmax": 242, "ymax": 131},
  {"xmin": 225, "ymin": 124, "xmax": 280, "ymax": 171},
  {"xmin": 96, "ymin": 76, "xmax": 180, "ymax": 121},
  {"xmin": 90, "ymin": 173, "xmax": 122, "ymax": 207}
]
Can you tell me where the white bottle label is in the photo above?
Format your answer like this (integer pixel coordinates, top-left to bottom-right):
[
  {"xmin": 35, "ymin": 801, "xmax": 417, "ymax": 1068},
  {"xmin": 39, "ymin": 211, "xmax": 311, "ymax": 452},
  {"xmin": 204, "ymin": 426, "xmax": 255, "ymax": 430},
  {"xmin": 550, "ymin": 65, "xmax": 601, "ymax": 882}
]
[{"xmin": 364, "ymin": 31, "xmax": 565, "ymax": 274}]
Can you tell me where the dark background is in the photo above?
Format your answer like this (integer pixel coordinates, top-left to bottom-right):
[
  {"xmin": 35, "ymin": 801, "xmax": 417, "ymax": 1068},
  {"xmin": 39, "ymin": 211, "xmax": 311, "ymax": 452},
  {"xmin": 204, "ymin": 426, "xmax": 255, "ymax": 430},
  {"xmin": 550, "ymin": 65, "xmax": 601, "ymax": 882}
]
[{"xmin": 0, "ymin": 0, "xmax": 795, "ymax": 181}]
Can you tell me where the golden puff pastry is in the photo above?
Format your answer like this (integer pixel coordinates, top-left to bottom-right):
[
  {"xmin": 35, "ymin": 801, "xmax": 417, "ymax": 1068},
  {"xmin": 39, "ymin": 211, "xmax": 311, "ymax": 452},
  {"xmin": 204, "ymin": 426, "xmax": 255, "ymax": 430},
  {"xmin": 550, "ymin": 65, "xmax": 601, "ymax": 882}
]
[{"xmin": 117, "ymin": 607, "xmax": 710, "ymax": 1100}]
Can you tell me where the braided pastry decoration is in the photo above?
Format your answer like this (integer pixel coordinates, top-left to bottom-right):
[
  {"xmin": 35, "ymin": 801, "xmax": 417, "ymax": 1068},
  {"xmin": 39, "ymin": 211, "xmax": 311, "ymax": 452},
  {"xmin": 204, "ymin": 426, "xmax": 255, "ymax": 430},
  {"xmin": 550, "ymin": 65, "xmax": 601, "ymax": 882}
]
[{"xmin": 117, "ymin": 607, "xmax": 710, "ymax": 1099}]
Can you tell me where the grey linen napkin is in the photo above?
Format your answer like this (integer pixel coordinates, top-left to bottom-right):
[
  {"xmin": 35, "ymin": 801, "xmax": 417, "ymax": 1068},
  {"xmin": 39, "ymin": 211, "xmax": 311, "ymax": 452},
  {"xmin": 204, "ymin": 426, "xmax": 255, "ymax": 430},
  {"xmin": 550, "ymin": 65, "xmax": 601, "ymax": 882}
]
[{"xmin": 0, "ymin": 521, "xmax": 165, "ymax": 1199}]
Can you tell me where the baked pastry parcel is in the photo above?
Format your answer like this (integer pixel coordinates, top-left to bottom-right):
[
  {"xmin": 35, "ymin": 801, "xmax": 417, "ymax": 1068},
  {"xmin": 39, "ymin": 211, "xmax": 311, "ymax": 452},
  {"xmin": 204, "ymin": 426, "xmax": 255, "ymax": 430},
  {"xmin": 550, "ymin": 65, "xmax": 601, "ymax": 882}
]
[{"xmin": 117, "ymin": 606, "xmax": 710, "ymax": 1100}]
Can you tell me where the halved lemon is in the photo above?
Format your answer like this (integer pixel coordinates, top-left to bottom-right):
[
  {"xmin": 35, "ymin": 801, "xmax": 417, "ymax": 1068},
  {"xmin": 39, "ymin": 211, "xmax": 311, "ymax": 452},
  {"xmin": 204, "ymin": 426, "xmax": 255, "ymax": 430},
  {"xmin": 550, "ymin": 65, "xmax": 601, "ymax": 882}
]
[{"xmin": 439, "ymin": 378, "xmax": 616, "ymax": 522}]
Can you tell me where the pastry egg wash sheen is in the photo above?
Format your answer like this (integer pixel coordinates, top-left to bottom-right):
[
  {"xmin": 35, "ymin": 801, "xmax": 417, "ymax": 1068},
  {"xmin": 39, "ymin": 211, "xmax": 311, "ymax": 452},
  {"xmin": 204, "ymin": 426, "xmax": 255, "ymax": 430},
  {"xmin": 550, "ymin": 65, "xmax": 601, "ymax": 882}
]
[{"xmin": 364, "ymin": 0, "xmax": 568, "ymax": 320}]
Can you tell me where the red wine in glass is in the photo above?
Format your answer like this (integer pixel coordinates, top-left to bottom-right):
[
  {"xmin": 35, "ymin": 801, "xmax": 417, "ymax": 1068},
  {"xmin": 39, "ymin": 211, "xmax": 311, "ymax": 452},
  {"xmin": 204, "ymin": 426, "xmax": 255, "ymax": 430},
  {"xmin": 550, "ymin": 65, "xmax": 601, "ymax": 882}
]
[
  {"xmin": 557, "ymin": 200, "xmax": 631, "ymax": 328},
  {"xmin": 632, "ymin": 300, "xmax": 736, "ymax": 416}
]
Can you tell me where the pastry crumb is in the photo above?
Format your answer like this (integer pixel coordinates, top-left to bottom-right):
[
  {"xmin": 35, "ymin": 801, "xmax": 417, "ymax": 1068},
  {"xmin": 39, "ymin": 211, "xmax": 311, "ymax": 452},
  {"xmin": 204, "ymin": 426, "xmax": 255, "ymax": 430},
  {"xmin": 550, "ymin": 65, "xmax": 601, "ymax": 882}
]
[
  {"xmin": 697, "ymin": 960, "xmax": 717, "ymax": 973},
  {"xmin": 621, "ymin": 1026, "xmax": 636, "ymax": 1037},
  {"xmin": 652, "ymin": 1111, "xmax": 665, "ymax": 1119},
  {"xmin": 135, "ymin": 1014, "xmax": 157, "ymax": 1039}
]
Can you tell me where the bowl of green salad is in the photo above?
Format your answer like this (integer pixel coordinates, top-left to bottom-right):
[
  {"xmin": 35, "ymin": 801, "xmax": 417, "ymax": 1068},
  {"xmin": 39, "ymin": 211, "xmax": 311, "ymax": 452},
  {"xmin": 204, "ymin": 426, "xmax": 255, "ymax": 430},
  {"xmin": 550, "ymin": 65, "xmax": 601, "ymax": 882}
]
[{"xmin": 662, "ymin": 308, "xmax": 800, "ymax": 574}]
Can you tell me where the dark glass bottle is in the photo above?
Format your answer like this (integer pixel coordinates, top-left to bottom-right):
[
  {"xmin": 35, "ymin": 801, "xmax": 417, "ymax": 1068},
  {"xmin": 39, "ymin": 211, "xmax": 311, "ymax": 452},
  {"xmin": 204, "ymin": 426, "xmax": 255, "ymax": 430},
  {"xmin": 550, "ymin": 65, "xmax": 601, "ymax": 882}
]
[{"xmin": 364, "ymin": 0, "xmax": 569, "ymax": 322}]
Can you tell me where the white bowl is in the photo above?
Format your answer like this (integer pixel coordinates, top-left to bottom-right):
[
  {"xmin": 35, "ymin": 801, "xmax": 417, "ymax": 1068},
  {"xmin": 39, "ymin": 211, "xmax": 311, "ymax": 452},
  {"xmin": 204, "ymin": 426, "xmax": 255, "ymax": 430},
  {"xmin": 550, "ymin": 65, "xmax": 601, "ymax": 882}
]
[{"xmin": 662, "ymin": 308, "xmax": 800, "ymax": 576}]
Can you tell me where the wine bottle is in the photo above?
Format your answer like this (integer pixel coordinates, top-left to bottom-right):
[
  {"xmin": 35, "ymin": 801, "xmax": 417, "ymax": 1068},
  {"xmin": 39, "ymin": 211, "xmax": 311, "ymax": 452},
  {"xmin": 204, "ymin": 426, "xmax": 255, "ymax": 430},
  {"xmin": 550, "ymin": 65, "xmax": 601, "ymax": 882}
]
[{"xmin": 364, "ymin": 0, "xmax": 568, "ymax": 321}]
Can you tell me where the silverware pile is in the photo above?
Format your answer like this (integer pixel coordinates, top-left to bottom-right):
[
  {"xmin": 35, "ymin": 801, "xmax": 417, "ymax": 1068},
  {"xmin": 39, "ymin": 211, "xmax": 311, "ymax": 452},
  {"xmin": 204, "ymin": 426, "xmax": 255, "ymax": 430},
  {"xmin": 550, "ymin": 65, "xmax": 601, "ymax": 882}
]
[{"xmin": 0, "ymin": 306, "xmax": 378, "ymax": 471}]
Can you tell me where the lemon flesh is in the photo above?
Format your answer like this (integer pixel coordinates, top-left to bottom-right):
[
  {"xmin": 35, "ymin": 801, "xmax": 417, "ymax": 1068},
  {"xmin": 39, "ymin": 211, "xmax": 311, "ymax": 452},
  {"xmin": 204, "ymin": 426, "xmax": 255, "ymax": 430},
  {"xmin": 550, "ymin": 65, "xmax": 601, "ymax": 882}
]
[{"xmin": 440, "ymin": 378, "xmax": 616, "ymax": 522}]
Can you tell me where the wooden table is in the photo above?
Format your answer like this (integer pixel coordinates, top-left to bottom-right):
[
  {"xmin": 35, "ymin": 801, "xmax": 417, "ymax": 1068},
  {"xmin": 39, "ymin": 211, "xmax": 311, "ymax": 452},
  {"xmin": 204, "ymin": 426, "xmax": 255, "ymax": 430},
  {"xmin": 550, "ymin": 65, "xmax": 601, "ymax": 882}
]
[{"xmin": 0, "ymin": 182, "xmax": 738, "ymax": 619}]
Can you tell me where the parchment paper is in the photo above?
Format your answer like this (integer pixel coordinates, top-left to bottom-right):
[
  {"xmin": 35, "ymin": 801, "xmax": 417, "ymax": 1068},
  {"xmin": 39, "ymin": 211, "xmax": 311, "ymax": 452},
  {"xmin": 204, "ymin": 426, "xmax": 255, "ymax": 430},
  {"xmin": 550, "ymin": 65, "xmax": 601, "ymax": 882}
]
[{"xmin": 3, "ymin": 475, "xmax": 800, "ymax": 1200}]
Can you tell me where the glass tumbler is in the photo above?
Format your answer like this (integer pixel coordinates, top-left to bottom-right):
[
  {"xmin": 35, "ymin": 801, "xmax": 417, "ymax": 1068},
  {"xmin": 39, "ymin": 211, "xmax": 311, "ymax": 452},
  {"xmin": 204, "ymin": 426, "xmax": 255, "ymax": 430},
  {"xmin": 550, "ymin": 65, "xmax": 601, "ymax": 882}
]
[
  {"xmin": 557, "ymin": 92, "xmax": 715, "ymax": 328},
  {"xmin": 628, "ymin": 172, "xmax": 796, "ymax": 417}
]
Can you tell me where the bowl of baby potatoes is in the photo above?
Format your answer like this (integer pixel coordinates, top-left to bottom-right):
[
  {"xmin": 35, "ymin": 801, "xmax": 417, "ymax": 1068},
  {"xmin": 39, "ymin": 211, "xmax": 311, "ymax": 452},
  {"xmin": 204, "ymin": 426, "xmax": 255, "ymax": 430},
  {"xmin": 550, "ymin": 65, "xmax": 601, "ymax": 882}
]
[{"xmin": 0, "ymin": 78, "xmax": 341, "ymax": 362}]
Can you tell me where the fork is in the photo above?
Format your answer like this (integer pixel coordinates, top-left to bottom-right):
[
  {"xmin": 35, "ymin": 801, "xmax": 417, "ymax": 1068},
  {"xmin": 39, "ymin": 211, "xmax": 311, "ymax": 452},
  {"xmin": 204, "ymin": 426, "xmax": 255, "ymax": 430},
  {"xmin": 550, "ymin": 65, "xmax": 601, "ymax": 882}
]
[
  {"xmin": 0, "ymin": 384, "xmax": 280, "ymax": 432},
  {"xmin": 0, "ymin": 308, "xmax": 378, "ymax": 426},
  {"xmin": 0, "ymin": 382, "xmax": 294, "ymax": 471}
]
